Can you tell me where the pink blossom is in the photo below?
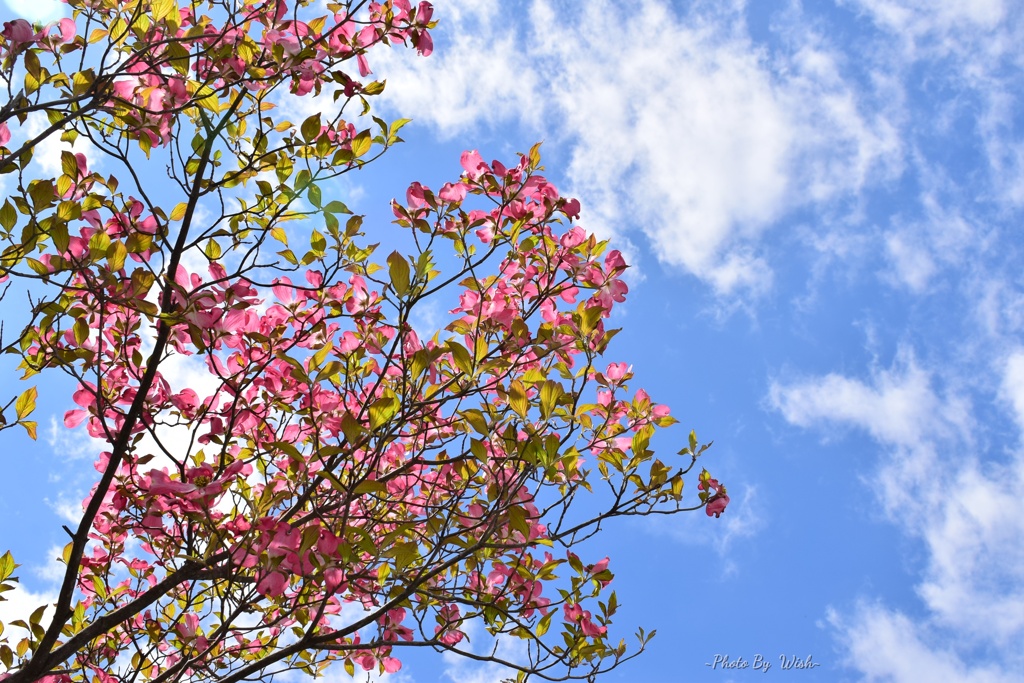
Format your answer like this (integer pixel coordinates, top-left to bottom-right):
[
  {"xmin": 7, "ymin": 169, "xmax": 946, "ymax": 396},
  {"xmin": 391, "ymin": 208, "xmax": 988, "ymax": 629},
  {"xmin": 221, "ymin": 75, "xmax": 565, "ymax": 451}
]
[
  {"xmin": 2, "ymin": 19, "xmax": 38, "ymax": 48},
  {"xmin": 562, "ymin": 198, "xmax": 581, "ymax": 219},
  {"xmin": 597, "ymin": 278, "xmax": 628, "ymax": 309},
  {"xmin": 460, "ymin": 150, "xmax": 489, "ymax": 181},
  {"xmin": 559, "ymin": 226, "xmax": 586, "ymax": 249},
  {"xmin": 705, "ymin": 488, "xmax": 729, "ymax": 518},
  {"xmin": 604, "ymin": 362, "xmax": 631, "ymax": 385},
  {"xmin": 439, "ymin": 181, "xmax": 467, "ymax": 202},
  {"xmin": 605, "ymin": 249, "xmax": 627, "ymax": 273},
  {"xmin": 416, "ymin": 1, "xmax": 433, "ymax": 23},
  {"xmin": 406, "ymin": 181, "xmax": 428, "ymax": 208},
  {"xmin": 0, "ymin": 122, "xmax": 10, "ymax": 147},
  {"xmin": 56, "ymin": 18, "xmax": 75, "ymax": 43},
  {"xmin": 256, "ymin": 570, "xmax": 288, "ymax": 597}
]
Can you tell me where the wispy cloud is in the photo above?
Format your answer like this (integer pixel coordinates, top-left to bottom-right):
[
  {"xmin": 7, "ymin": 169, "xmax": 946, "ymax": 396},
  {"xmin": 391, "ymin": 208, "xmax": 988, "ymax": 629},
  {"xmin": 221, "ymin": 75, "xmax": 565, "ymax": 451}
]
[
  {"xmin": 770, "ymin": 349, "xmax": 1024, "ymax": 680},
  {"xmin": 652, "ymin": 483, "xmax": 765, "ymax": 577}
]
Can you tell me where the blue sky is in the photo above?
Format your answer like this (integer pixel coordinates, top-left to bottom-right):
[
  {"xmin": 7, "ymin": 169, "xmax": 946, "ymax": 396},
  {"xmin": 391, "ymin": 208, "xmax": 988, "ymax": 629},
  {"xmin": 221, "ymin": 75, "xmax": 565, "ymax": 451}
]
[{"xmin": 2, "ymin": 1, "xmax": 1024, "ymax": 682}]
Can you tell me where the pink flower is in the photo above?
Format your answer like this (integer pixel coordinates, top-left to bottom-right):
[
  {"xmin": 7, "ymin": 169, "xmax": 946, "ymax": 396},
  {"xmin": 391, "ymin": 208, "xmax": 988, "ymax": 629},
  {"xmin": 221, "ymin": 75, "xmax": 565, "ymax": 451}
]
[
  {"xmin": 604, "ymin": 362, "xmax": 631, "ymax": 385},
  {"xmin": 0, "ymin": 122, "xmax": 10, "ymax": 147},
  {"xmin": 256, "ymin": 570, "xmax": 287, "ymax": 597},
  {"xmin": 2, "ymin": 19, "xmax": 38, "ymax": 48},
  {"xmin": 438, "ymin": 181, "xmax": 467, "ymax": 203},
  {"xmin": 562, "ymin": 198, "xmax": 581, "ymax": 219},
  {"xmin": 56, "ymin": 18, "xmax": 76, "ymax": 43},
  {"xmin": 605, "ymin": 249, "xmax": 627, "ymax": 272},
  {"xmin": 406, "ymin": 181, "xmax": 428, "ymax": 208},
  {"xmin": 699, "ymin": 471, "xmax": 730, "ymax": 517},
  {"xmin": 559, "ymin": 226, "xmax": 586, "ymax": 249},
  {"xmin": 415, "ymin": 1, "xmax": 433, "ymax": 24},
  {"xmin": 563, "ymin": 602, "xmax": 606, "ymax": 638},
  {"xmin": 705, "ymin": 488, "xmax": 730, "ymax": 518},
  {"xmin": 460, "ymin": 149, "xmax": 489, "ymax": 181}
]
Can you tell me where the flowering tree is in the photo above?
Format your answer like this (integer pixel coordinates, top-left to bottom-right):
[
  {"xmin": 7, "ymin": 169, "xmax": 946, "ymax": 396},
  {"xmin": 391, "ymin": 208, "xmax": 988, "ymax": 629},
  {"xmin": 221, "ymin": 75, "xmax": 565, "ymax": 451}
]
[{"xmin": 0, "ymin": 1, "xmax": 729, "ymax": 681}]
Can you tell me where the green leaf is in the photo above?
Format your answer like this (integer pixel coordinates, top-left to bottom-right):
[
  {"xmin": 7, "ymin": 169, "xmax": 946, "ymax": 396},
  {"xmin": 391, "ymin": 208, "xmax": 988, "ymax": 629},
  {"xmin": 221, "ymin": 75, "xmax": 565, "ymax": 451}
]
[
  {"xmin": 539, "ymin": 380, "xmax": 562, "ymax": 420},
  {"xmin": 15, "ymin": 387, "xmax": 36, "ymax": 420},
  {"xmin": 390, "ymin": 118, "xmax": 412, "ymax": 137},
  {"xmin": 350, "ymin": 130, "xmax": 372, "ymax": 158},
  {"xmin": 578, "ymin": 305, "xmax": 603, "ymax": 335},
  {"xmin": 307, "ymin": 183, "xmax": 322, "ymax": 208},
  {"xmin": 448, "ymin": 341, "xmax": 473, "ymax": 375},
  {"xmin": 60, "ymin": 151, "xmax": 79, "ymax": 179},
  {"xmin": 368, "ymin": 396, "xmax": 398, "ymax": 430},
  {"xmin": 107, "ymin": 240, "xmax": 127, "ymax": 271},
  {"xmin": 56, "ymin": 200, "xmax": 81, "ymax": 221},
  {"xmin": 460, "ymin": 409, "xmax": 488, "ymax": 436},
  {"xmin": 26, "ymin": 258, "xmax": 49, "ymax": 275},
  {"xmin": 311, "ymin": 340, "xmax": 333, "ymax": 369},
  {"xmin": 323, "ymin": 200, "xmax": 350, "ymax": 215},
  {"xmin": 310, "ymin": 230, "xmax": 326, "ymax": 254},
  {"xmin": 387, "ymin": 251, "xmax": 410, "ymax": 297},
  {"xmin": 23, "ymin": 49, "xmax": 40, "ymax": 79},
  {"xmin": 536, "ymin": 609, "xmax": 554, "ymax": 636},
  {"xmin": 0, "ymin": 201, "xmax": 16, "ymax": 231},
  {"xmin": 0, "ymin": 550, "xmax": 17, "ymax": 581},
  {"xmin": 300, "ymin": 113, "xmax": 322, "ymax": 143},
  {"xmin": 170, "ymin": 202, "xmax": 188, "ymax": 221},
  {"xmin": 152, "ymin": 0, "xmax": 176, "ymax": 22},
  {"xmin": 340, "ymin": 412, "xmax": 365, "ymax": 443},
  {"xmin": 508, "ymin": 380, "xmax": 529, "ymax": 418},
  {"xmin": 73, "ymin": 319, "xmax": 89, "ymax": 346},
  {"xmin": 88, "ymin": 230, "xmax": 111, "ymax": 258},
  {"xmin": 202, "ymin": 237, "xmax": 221, "ymax": 259},
  {"xmin": 28, "ymin": 180, "xmax": 55, "ymax": 209}
]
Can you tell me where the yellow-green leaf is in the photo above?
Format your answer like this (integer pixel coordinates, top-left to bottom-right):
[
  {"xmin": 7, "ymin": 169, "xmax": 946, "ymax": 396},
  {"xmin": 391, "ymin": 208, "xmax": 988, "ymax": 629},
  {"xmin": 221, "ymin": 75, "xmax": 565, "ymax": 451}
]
[
  {"xmin": 508, "ymin": 380, "xmax": 529, "ymax": 418},
  {"xmin": 106, "ymin": 240, "xmax": 127, "ymax": 271},
  {"xmin": 448, "ymin": 341, "xmax": 473, "ymax": 375},
  {"xmin": 204, "ymin": 238, "xmax": 221, "ymax": 259},
  {"xmin": 300, "ymin": 113, "xmax": 321, "ymax": 143},
  {"xmin": 350, "ymin": 130, "xmax": 372, "ymax": 158},
  {"xmin": 387, "ymin": 251, "xmax": 410, "ymax": 297},
  {"xmin": 170, "ymin": 202, "xmax": 188, "ymax": 221},
  {"xmin": 460, "ymin": 409, "xmax": 488, "ymax": 436},
  {"xmin": 14, "ymin": 387, "xmax": 36, "ymax": 420},
  {"xmin": 368, "ymin": 396, "xmax": 398, "ymax": 430},
  {"xmin": 0, "ymin": 201, "xmax": 16, "ymax": 230}
]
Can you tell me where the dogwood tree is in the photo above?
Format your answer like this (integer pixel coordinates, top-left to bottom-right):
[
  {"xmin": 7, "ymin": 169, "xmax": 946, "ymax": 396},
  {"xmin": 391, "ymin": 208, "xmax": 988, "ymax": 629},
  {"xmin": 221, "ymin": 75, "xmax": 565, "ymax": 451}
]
[{"xmin": 0, "ymin": 1, "xmax": 729, "ymax": 681}]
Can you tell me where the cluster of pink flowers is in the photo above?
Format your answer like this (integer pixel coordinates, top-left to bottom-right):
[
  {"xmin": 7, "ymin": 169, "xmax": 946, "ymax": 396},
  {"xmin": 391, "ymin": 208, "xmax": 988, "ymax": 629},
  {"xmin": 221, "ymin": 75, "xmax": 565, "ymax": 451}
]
[{"xmin": 15, "ymin": 130, "xmax": 722, "ymax": 679}]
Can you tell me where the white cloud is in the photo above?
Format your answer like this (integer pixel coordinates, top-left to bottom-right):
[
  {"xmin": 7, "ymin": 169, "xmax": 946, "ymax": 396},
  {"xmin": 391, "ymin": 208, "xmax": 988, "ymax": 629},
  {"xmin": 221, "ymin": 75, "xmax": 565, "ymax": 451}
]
[
  {"xmin": 23, "ymin": 113, "xmax": 102, "ymax": 179},
  {"xmin": 440, "ymin": 619, "xmax": 524, "ymax": 683},
  {"xmin": 842, "ymin": 0, "xmax": 1008, "ymax": 55},
  {"xmin": 653, "ymin": 483, "xmax": 764, "ymax": 577},
  {"xmin": 0, "ymin": 584, "xmax": 57, "ymax": 673},
  {"xmin": 843, "ymin": 0, "xmax": 1024, "ymax": 209},
  {"xmin": 880, "ymin": 186, "xmax": 977, "ymax": 293},
  {"xmin": 768, "ymin": 351, "xmax": 967, "ymax": 449},
  {"xmin": 771, "ymin": 351, "xmax": 1024, "ymax": 680},
  {"xmin": 1, "ymin": 0, "xmax": 64, "ymax": 22},
  {"xmin": 828, "ymin": 603, "xmax": 1022, "ymax": 683},
  {"xmin": 1001, "ymin": 351, "xmax": 1024, "ymax": 427},
  {"xmin": 375, "ymin": 1, "xmax": 901, "ymax": 296},
  {"xmin": 369, "ymin": 0, "xmax": 543, "ymax": 137},
  {"xmin": 884, "ymin": 232, "xmax": 936, "ymax": 292}
]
